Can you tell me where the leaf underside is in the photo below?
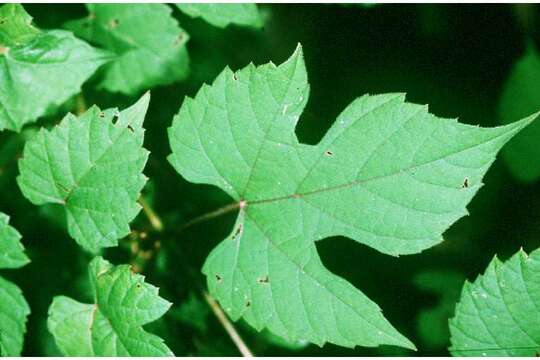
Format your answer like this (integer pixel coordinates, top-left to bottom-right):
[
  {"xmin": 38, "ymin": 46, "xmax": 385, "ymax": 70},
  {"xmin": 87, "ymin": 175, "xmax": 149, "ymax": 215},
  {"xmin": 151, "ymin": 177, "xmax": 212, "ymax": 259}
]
[
  {"xmin": 17, "ymin": 94, "xmax": 150, "ymax": 253},
  {"xmin": 449, "ymin": 248, "xmax": 540, "ymax": 356},
  {"xmin": 65, "ymin": 4, "xmax": 190, "ymax": 95},
  {"xmin": 175, "ymin": 3, "xmax": 263, "ymax": 29},
  {"xmin": 48, "ymin": 257, "xmax": 173, "ymax": 356},
  {"xmin": 0, "ymin": 4, "xmax": 110, "ymax": 132},
  {"xmin": 168, "ymin": 44, "xmax": 536, "ymax": 349}
]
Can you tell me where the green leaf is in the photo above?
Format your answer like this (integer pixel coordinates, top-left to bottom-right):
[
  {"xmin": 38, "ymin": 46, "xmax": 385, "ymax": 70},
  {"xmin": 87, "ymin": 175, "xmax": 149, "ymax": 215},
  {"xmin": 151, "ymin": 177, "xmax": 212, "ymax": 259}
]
[
  {"xmin": 0, "ymin": 4, "xmax": 111, "ymax": 132},
  {"xmin": 65, "ymin": 4, "xmax": 189, "ymax": 95},
  {"xmin": 0, "ymin": 276, "xmax": 30, "ymax": 356},
  {"xmin": 175, "ymin": 4, "xmax": 263, "ymax": 29},
  {"xmin": 17, "ymin": 94, "xmax": 150, "ymax": 253},
  {"xmin": 48, "ymin": 256, "xmax": 173, "ymax": 356},
  {"xmin": 0, "ymin": 212, "xmax": 29, "ymax": 269},
  {"xmin": 499, "ymin": 43, "xmax": 540, "ymax": 182},
  {"xmin": 168, "ymin": 44, "xmax": 536, "ymax": 350},
  {"xmin": 0, "ymin": 3, "xmax": 39, "ymax": 47},
  {"xmin": 0, "ymin": 213, "xmax": 30, "ymax": 356},
  {"xmin": 449, "ymin": 248, "xmax": 540, "ymax": 356}
]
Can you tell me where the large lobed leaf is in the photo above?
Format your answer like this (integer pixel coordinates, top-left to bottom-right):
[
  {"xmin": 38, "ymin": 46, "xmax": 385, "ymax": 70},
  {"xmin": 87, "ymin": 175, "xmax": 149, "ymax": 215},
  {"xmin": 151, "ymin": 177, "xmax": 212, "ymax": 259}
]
[
  {"xmin": 65, "ymin": 4, "xmax": 190, "ymax": 95},
  {"xmin": 449, "ymin": 247, "xmax": 540, "ymax": 356},
  {"xmin": 17, "ymin": 94, "xmax": 150, "ymax": 253},
  {"xmin": 48, "ymin": 257, "xmax": 173, "ymax": 356},
  {"xmin": 499, "ymin": 43, "xmax": 540, "ymax": 182},
  {"xmin": 0, "ymin": 4, "xmax": 111, "ymax": 132},
  {"xmin": 168, "ymin": 45, "xmax": 536, "ymax": 349},
  {"xmin": 175, "ymin": 4, "xmax": 263, "ymax": 29},
  {"xmin": 0, "ymin": 213, "xmax": 30, "ymax": 356}
]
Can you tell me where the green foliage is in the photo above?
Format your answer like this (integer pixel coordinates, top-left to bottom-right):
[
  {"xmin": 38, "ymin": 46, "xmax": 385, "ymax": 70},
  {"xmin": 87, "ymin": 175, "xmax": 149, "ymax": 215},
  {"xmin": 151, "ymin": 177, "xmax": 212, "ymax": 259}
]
[
  {"xmin": 0, "ymin": 4, "xmax": 110, "ymax": 132},
  {"xmin": 499, "ymin": 43, "xmax": 540, "ymax": 182},
  {"xmin": 0, "ymin": 213, "xmax": 30, "ymax": 356},
  {"xmin": 168, "ymin": 45, "xmax": 535, "ymax": 350},
  {"xmin": 175, "ymin": 4, "xmax": 263, "ymax": 29},
  {"xmin": 65, "ymin": 4, "xmax": 190, "ymax": 95},
  {"xmin": 48, "ymin": 256, "xmax": 172, "ymax": 356},
  {"xmin": 17, "ymin": 94, "xmax": 150, "ymax": 253},
  {"xmin": 2, "ymin": 4, "xmax": 540, "ymax": 356},
  {"xmin": 449, "ymin": 248, "xmax": 540, "ymax": 356}
]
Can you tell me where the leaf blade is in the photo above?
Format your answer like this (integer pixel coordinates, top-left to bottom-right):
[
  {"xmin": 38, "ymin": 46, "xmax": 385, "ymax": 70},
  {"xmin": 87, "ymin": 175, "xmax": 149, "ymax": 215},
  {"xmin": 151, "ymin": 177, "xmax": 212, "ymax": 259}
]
[{"xmin": 17, "ymin": 94, "xmax": 150, "ymax": 252}]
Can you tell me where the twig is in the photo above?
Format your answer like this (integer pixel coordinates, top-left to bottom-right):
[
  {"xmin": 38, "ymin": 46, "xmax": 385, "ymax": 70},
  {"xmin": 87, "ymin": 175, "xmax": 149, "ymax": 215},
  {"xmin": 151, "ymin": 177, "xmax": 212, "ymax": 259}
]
[
  {"xmin": 202, "ymin": 290, "xmax": 254, "ymax": 357},
  {"xmin": 139, "ymin": 196, "xmax": 164, "ymax": 232},
  {"xmin": 179, "ymin": 201, "xmax": 243, "ymax": 232}
]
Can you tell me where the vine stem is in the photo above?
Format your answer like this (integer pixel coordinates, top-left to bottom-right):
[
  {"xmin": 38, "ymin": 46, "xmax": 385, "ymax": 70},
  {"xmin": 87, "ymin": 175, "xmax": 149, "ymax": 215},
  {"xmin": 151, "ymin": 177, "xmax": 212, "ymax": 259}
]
[
  {"xmin": 138, "ymin": 198, "xmax": 254, "ymax": 356},
  {"xmin": 203, "ymin": 290, "xmax": 254, "ymax": 357},
  {"xmin": 139, "ymin": 196, "xmax": 164, "ymax": 232}
]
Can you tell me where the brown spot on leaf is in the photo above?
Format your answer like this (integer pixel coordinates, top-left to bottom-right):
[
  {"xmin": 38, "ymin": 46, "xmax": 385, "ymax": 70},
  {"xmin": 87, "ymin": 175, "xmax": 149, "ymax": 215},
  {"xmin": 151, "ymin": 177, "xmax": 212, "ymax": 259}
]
[
  {"xmin": 325, "ymin": 150, "xmax": 333, "ymax": 156},
  {"xmin": 174, "ymin": 33, "xmax": 185, "ymax": 45},
  {"xmin": 257, "ymin": 275, "xmax": 269, "ymax": 284},
  {"xmin": 233, "ymin": 73, "xmax": 238, "ymax": 81},
  {"xmin": 245, "ymin": 300, "xmax": 251, "ymax": 307},
  {"xmin": 462, "ymin": 178, "xmax": 469, "ymax": 188},
  {"xmin": 98, "ymin": 112, "xmax": 105, "ymax": 118},
  {"xmin": 111, "ymin": 18, "xmax": 120, "ymax": 28},
  {"xmin": 215, "ymin": 274, "xmax": 222, "ymax": 282},
  {"xmin": 232, "ymin": 224, "xmax": 243, "ymax": 239}
]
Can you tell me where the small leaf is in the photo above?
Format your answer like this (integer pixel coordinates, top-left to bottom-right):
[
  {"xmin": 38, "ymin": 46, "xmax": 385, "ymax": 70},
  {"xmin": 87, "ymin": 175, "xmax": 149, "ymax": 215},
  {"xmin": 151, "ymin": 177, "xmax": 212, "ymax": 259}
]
[
  {"xmin": 0, "ymin": 276, "xmax": 31, "ymax": 356},
  {"xmin": 175, "ymin": 4, "xmax": 263, "ymax": 29},
  {"xmin": 17, "ymin": 94, "xmax": 150, "ymax": 253},
  {"xmin": 65, "ymin": 4, "xmax": 190, "ymax": 95},
  {"xmin": 48, "ymin": 256, "xmax": 173, "ymax": 356},
  {"xmin": 499, "ymin": 43, "xmax": 540, "ymax": 182},
  {"xmin": 449, "ymin": 248, "xmax": 540, "ymax": 356},
  {"xmin": 0, "ymin": 4, "xmax": 111, "ymax": 132},
  {"xmin": 168, "ymin": 44, "xmax": 536, "ymax": 349},
  {"xmin": 0, "ymin": 213, "xmax": 30, "ymax": 356},
  {"xmin": 0, "ymin": 212, "xmax": 29, "ymax": 269}
]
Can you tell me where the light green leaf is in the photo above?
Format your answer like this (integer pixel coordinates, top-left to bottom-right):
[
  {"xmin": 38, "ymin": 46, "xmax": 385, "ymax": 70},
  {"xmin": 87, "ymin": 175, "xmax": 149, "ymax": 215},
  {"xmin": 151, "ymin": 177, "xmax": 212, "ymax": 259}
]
[
  {"xmin": 0, "ymin": 213, "xmax": 30, "ymax": 356},
  {"xmin": 168, "ymin": 44, "xmax": 536, "ymax": 349},
  {"xmin": 0, "ymin": 212, "xmax": 29, "ymax": 269},
  {"xmin": 17, "ymin": 94, "xmax": 150, "ymax": 253},
  {"xmin": 48, "ymin": 256, "xmax": 173, "ymax": 356},
  {"xmin": 65, "ymin": 4, "xmax": 189, "ymax": 95},
  {"xmin": 175, "ymin": 4, "xmax": 263, "ymax": 29},
  {"xmin": 499, "ymin": 43, "xmax": 540, "ymax": 182},
  {"xmin": 0, "ymin": 4, "xmax": 111, "ymax": 132},
  {"xmin": 0, "ymin": 276, "xmax": 30, "ymax": 356},
  {"xmin": 449, "ymin": 248, "xmax": 540, "ymax": 356},
  {"xmin": 0, "ymin": 3, "xmax": 39, "ymax": 47}
]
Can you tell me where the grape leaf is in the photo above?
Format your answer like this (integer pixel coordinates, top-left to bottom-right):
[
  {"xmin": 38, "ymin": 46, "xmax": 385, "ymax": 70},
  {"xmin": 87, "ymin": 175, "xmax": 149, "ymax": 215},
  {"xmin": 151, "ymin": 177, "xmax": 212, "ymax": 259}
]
[
  {"xmin": 48, "ymin": 256, "xmax": 173, "ymax": 356},
  {"xmin": 168, "ymin": 44, "xmax": 536, "ymax": 349},
  {"xmin": 449, "ymin": 248, "xmax": 540, "ymax": 356},
  {"xmin": 0, "ymin": 213, "xmax": 30, "ymax": 356},
  {"xmin": 175, "ymin": 4, "xmax": 263, "ymax": 29},
  {"xmin": 0, "ymin": 4, "xmax": 111, "ymax": 132},
  {"xmin": 17, "ymin": 94, "xmax": 150, "ymax": 253},
  {"xmin": 0, "ymin": 213, "xmax": 29, "ymax": 269},
  {"xmin": 499, "ymin": 43, "xmax": 540, "ymax": 182},
  {"xmin": 65, "ymin": 4, "xmax": 189, "ymax": 95}
]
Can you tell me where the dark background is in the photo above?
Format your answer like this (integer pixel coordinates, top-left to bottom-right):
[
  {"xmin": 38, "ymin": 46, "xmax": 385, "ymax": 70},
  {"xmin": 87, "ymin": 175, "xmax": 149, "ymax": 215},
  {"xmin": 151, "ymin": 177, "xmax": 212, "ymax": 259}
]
[{"xmin": 1, "ymin": 3, "xmax": 539, "ymax": 356}]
